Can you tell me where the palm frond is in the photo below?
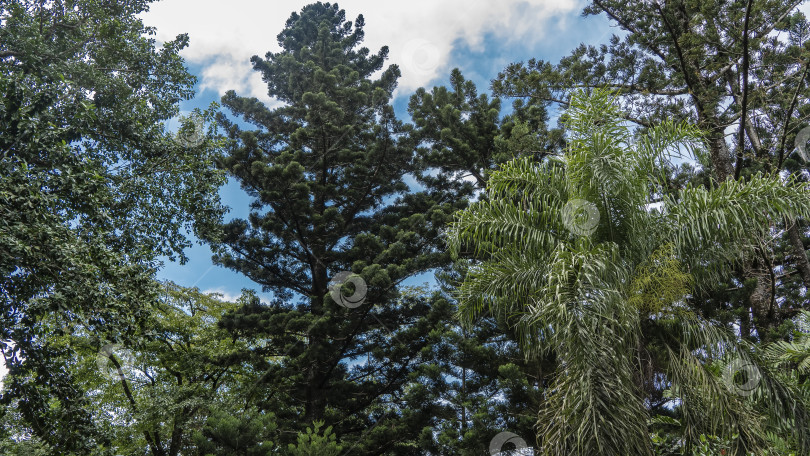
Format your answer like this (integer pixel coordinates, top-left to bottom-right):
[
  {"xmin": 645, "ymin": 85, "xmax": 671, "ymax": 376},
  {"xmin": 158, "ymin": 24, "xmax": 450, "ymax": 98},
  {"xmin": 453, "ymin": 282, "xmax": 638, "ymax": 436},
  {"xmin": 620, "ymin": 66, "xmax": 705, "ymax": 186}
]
[
  {"xmin": 446, "ymin": 89, "xmax": 810, "ymax": 454},
  {"xmin": 665, "ymin": 174, "xmax": 810, "ymax": 290}
]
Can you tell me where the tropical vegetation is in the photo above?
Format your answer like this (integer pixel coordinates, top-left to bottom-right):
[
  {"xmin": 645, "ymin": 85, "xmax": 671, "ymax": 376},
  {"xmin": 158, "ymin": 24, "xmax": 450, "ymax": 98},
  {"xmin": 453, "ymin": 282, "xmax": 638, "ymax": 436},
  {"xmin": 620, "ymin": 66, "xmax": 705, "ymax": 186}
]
[{"xmin": 1, "ymin": 0, "xmax": 809, "ymax": 455}]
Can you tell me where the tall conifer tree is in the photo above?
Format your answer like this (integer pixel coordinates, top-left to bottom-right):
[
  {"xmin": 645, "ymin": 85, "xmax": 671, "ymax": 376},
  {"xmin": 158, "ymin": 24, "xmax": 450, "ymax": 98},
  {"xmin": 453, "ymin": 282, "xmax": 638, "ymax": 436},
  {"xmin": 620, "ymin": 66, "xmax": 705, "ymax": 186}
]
[{"xmin": 211, "ymin": 2, "xmax": 460, "ymax": 451}]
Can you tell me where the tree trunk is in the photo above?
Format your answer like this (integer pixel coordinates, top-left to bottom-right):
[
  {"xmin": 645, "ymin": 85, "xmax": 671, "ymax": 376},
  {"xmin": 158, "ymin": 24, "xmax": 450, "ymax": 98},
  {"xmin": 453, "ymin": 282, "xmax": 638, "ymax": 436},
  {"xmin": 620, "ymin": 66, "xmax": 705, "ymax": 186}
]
[
  {"xmin": 705, "ymin": 128, "xmax": 733, "ymax": 182},
  {"xmin": 748, "ymin": 254, "xmax": 778, "ymax": 342},
  {"xmin": 788, "ymin": 221, "xmax": 810, "ymax": 288},
  {"xmin": 305, "ymin": 259, "xmax": 329, "ymax": 423}
]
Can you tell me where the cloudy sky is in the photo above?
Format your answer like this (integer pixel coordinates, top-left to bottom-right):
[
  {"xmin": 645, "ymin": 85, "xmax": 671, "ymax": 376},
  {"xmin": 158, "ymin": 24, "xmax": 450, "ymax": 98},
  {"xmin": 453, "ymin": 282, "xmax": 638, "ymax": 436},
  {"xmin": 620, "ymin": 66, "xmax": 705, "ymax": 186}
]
[
  {"xmin": 144, "ymin": 0, "xmax": 596, "ymax": 102},
  {"xmin": 146, "ymin": 0, "xmax": 616, "ymax": 302}
]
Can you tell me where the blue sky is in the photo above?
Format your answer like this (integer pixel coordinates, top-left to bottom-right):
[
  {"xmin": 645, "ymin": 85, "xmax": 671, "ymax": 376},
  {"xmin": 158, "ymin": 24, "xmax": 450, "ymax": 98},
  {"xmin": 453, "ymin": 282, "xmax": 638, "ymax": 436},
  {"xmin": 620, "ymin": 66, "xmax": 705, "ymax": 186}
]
[{"xmin": 148, "ymin": 0, "xmax": 616, "ymax": 302}]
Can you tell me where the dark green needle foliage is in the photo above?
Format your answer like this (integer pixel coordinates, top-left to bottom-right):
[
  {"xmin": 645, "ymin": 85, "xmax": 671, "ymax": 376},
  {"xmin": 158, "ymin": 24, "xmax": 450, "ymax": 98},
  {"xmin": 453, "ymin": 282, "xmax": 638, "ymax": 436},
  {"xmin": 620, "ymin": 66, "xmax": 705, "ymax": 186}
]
[
  {"xmin": 408, "ymin": 67, "xmax": 564, "ymax": 191},
  {"xmin": 209, "ymin": 2, "xmax": 462, "ymax": 452},
  {"xmin": 407, "ymin": 64, "xmax": 561, "ymax": 456},
  {"xmin": 421, "ymin": 263, "xmax": 542, "ymax": 456},
  {"xmin": 408, "ymin": 68, "xmax": 504, "ymax": 189}
]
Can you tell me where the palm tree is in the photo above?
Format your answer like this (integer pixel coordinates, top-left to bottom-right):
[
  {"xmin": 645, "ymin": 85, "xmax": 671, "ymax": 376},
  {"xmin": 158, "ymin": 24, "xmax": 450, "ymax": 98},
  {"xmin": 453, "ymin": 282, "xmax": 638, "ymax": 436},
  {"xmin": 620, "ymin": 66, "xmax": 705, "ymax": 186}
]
[
  {"xmin": 447, "ymin": 89, "xmax": 810, "ymax": 455},
  {"xmin": 766, "ymin": 310, "xmax": 810, "ymax": 377}
]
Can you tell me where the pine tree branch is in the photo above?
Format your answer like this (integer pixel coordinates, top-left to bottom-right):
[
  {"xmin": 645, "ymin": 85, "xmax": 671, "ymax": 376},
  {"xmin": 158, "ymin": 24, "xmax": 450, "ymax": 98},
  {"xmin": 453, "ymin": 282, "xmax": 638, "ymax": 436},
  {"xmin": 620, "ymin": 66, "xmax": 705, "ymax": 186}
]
[
  {"xmin": 734, "ymin": 0, "xmax": 754, "ymax": 181},
  {"xmin": 591, "ymin": 0, "xmax": 670, "ymax": 63},
  {"xmin": 653, "ymin": 0, "xmax": 705, "ymax": 116},
  {"xmin": 777, "ymin": 61, "xmax": 810, "ymax": 170}
]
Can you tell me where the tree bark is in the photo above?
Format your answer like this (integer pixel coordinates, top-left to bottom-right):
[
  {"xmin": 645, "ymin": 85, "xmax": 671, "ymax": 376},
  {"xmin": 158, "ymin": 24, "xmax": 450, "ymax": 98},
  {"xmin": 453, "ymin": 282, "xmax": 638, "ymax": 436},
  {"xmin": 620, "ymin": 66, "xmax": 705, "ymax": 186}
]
[{"xmin": 788, "ymin": 221, "xmax": 810, "ymax": 288}]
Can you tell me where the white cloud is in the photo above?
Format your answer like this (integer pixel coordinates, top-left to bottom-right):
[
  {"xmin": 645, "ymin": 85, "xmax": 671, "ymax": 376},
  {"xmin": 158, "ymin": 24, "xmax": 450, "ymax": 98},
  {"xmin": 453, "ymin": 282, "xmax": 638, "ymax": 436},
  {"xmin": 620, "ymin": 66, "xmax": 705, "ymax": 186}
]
[
  {"xmin": 202, "ymin": 287, "xmax": 276, "ymax": 305},
  {"xmin": 141, "ymin": 0, "xmax": 580, "ymax": 100},
  {"xmin": 202, "ymin": 287, "xmax": 243, "ymax": 303}
]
